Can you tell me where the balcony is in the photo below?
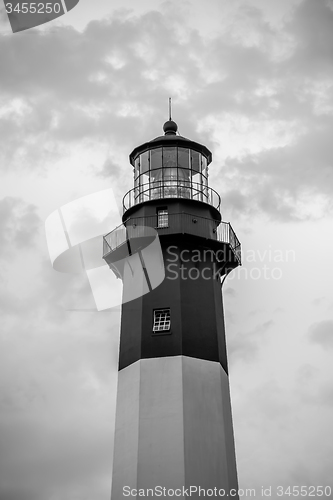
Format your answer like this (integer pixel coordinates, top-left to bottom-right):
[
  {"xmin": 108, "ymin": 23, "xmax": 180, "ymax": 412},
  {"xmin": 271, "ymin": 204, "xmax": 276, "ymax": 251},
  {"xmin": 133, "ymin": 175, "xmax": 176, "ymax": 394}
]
[
  {"xmin": 103, "ymin": 212, "xmax": 241, "ymax": 266},
  {"xmin": 123, "ymin": 182, "xmax": 221, "ymax": 212}
]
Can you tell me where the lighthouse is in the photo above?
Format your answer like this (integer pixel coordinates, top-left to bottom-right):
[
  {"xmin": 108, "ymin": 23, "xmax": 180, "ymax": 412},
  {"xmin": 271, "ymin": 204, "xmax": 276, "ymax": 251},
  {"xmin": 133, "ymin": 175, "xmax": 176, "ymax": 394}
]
[{"xmin": 103, "ymin": 115, "xmax": 241, "ymax": 498}]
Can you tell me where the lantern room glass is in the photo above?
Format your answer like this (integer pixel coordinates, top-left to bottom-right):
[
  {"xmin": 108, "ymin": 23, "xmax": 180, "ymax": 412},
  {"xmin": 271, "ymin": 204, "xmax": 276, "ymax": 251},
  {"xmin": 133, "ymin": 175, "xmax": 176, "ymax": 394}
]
[{"xmin": 133, "ymin": 146, "xmax": 209, "ymax": 205}]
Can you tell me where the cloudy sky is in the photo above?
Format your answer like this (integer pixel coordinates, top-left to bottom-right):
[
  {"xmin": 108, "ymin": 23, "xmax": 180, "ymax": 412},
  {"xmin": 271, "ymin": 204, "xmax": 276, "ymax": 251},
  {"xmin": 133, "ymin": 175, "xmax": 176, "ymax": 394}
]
[{"xmin": 1, "ymin": 0, "xmax": 333, "ymax": 498}]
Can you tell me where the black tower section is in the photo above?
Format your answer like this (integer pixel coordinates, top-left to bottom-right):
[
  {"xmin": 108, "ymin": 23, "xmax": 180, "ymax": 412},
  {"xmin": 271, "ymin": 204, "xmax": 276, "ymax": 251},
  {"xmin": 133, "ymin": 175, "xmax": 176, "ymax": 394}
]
[{"xmin": 103, "ymin": 119, "xmax": 241, "ymax": 374}]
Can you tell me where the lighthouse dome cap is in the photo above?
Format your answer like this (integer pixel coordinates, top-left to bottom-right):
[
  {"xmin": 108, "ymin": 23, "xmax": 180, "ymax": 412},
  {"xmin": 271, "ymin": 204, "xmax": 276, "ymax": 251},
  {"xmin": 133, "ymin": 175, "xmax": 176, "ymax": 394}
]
[{"xmin": 163, "ymin": 119, "xmax": 178, "ymax": 135}]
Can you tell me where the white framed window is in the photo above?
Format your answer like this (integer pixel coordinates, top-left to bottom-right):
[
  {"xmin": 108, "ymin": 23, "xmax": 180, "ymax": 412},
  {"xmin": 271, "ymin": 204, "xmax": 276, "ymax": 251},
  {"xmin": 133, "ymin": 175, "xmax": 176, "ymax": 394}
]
[
  {"xmin": 157, "ymin": 209, "xmax": 168, "ymax": 228},
  {"xmin": 153, "ymin": 308, "xmax": 171, "ymax": 332}
]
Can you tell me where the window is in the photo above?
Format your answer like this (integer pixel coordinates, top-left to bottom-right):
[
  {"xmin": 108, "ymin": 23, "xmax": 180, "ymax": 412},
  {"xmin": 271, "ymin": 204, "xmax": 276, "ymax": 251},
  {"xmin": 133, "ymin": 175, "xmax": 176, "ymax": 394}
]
[
  {"xmin": 157, "ymin": 209, "xmax": 168, "ymax": 228},
  {"xmin": 150, "ymin": 147, "xmax": 163, "ymax": 171},
  {"xmin": 140, "ymin": 151, "xmax": 149, "ymax": 174},
  {"xmin": 191, "ymin": 150, "xmax": 201, "ymax": 173},
  {"xmin": 153, "ymin": 309, "xmax": 171, "ymax": 332}
]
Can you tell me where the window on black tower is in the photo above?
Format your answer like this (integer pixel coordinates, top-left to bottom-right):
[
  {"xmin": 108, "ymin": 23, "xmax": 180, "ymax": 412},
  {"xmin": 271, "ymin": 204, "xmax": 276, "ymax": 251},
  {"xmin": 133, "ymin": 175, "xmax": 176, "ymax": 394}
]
[
  {"xmin": 153, "ymin": 309, "xmax": 171, "ymax": 332},
  {"xmin": 157, "ymin": 208, "xmax": 168, "ymax": 228}
]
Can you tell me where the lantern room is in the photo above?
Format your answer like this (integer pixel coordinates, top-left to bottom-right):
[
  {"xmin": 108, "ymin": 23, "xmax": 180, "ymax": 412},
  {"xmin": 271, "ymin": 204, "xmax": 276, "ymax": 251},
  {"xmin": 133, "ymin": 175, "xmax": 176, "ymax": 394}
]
[{"xmin": 123, "ymin": 119, "xmax": 221, "ymax": 212}]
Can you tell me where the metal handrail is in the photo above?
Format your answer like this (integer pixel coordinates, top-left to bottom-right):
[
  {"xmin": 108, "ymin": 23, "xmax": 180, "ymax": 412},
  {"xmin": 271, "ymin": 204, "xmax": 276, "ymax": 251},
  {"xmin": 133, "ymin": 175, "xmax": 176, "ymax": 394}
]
[
  {"xmin": 123, "ymin": 182, "xmax": 221, "ymax": 212},
  {"xmin": 103, "ymin": 213, "xmax": 241, "ymax": 265}
]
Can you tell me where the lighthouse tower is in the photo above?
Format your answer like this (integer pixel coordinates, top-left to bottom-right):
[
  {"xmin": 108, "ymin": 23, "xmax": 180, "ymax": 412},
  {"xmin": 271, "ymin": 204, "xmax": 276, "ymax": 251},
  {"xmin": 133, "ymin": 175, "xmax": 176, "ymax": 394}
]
[{"xmin": 103, "ymin": 116, "xmax": 241, "ymax": 499}]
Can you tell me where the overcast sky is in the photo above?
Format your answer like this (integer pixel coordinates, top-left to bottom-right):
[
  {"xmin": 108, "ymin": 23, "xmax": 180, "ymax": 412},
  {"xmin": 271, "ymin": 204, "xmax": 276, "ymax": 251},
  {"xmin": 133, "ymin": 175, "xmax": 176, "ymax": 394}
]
[{"xmin": 1, "ymin": 0, "xmax": 333, "ymax": 498}]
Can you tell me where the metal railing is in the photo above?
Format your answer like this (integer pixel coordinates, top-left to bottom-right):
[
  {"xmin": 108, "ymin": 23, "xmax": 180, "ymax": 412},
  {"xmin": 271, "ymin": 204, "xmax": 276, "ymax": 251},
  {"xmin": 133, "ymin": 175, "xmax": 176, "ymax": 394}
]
[
  {"xmin": 123, "ymin": 182, "xmax": 221, "ymax": 212},
  {"xmin": 216, "ymin": 222, "xmax": 241, "ymax": 263},
  {"xmin": 103, "ymin": 224, "xmax": 127, "ymax": 256},
  {"xmin": 103, "ymin": 213, "xmax": 241, "ymax": 265}
]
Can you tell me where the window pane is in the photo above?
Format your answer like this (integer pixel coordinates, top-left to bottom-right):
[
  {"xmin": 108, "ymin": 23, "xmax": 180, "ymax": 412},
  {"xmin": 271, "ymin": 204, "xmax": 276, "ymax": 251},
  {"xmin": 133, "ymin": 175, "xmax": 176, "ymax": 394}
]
[
  {"xmin": 191, "ymin": 150, "xmax": 200, "ymax": 173},
  {"xmin": 134, "ymin": 157, "xmax": 140, "ymax": 177},
  {"xmin": 134, "ymin": 157, "xmax": 140, "ymax": 187},
  {"xmin": 192, "ymin": 170, "xmax": 203, "ymax": 185},
  {"xmin": 163, "ymin": 147, "xmax": 177, "ymax": 168},
  {"xmin": 140, "ymin": 151, "xmax": 149, "ymax": 174},
  {"xmin": 201, "ymin": 155, "xmax": 207, "ymax": 175},
  {"xmin": 150, "ymin": 148, "xmax": 162, "ymax": 171},
  {"xmin": 137, "ymin": 173, "xmax": 150, "ymax": 203},
  {"xmin": 192, "ymin": 172, "xmax": 204, "ymax": 202},
  {"xmin": 178, "ymin": 148, "xmax": 189, "ymax": 170}
]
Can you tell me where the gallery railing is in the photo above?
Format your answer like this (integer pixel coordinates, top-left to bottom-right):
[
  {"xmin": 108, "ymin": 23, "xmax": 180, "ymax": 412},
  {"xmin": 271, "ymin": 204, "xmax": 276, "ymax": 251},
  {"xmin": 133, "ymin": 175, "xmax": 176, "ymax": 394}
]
[
  {"xmin": 123, "ymin": 182, "xmax": 221, "ymax": 212},
  {"xmin": 103, "ymin": 213, "xmax": 241, "ymax": 265}
]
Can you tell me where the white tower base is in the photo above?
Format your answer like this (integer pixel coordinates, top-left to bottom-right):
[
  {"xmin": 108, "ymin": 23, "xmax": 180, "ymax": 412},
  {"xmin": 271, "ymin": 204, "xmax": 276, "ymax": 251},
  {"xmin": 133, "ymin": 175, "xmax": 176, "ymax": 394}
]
[{"xmin": 111, "ymin": 356, "xmax": 238, "ymax": 499}]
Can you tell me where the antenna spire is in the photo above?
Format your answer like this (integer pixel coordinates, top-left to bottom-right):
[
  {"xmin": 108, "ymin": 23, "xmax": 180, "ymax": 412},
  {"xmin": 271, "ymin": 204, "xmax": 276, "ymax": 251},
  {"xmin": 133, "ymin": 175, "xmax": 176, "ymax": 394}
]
[{"xmin": 163, "ymin": 98, "xmax": 178, "ymax": 135}]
